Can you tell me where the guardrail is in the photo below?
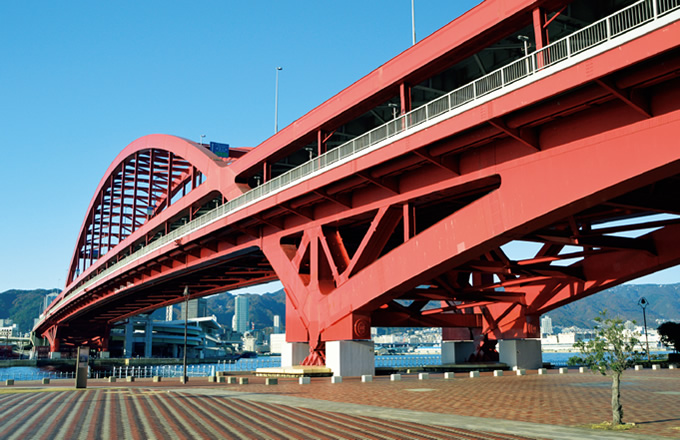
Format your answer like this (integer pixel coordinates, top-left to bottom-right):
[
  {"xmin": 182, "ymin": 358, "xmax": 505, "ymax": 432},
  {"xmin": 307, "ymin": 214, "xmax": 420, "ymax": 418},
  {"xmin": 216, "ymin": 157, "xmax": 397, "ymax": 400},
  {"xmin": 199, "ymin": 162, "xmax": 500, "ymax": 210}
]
[{"xmin": 49, "ymin": 0, "xmax": 680, "ymax": 318}]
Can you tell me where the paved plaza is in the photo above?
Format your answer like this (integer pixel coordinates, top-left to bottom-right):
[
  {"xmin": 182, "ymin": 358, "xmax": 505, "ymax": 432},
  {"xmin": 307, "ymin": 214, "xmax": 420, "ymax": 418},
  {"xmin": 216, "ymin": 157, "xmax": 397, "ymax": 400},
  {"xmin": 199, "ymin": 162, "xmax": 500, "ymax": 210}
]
[{"xmin": 0, "ymin": 367, "xmax": 677, "ymax": 439}]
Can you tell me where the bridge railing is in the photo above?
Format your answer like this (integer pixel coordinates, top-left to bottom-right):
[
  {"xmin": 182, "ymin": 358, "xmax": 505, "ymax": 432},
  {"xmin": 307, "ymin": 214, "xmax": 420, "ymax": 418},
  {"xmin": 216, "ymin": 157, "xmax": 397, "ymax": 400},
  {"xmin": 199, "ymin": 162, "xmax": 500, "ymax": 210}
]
[{"xmin": 50, "ymin": 0, "xmax": 679, "ymax": 313}]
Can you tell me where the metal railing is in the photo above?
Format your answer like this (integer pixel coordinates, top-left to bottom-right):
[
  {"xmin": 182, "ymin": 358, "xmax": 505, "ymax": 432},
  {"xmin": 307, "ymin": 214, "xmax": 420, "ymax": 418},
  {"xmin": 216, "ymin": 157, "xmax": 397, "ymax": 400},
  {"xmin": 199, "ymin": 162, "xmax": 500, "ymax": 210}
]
[{"xmin": 49, "ymin": 0, "xmax": 680, "ymax": 315}]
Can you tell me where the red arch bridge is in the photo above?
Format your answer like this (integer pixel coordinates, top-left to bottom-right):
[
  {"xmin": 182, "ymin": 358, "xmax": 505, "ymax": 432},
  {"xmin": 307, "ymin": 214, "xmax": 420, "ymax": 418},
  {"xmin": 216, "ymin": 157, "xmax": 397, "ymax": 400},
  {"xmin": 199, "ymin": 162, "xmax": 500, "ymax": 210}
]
[{"xmin": 36, "ymin": 0, "xmax": 680, "ymax": 374}]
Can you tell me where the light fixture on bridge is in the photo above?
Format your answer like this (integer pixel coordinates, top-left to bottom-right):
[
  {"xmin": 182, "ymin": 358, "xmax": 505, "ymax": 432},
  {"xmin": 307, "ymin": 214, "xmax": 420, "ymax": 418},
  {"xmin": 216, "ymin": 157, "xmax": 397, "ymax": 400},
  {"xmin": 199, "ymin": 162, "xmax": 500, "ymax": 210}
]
[
  {"xmin": 146, "ymin": 206, "xmax": 154, "ymax": 218},
  {"xmin": 200, "ymin": 134, "xmax": 206, "ymax": 145},
  {"xmin": 517, "ymin": 35, "xmax": 531, "ymax": 56}
]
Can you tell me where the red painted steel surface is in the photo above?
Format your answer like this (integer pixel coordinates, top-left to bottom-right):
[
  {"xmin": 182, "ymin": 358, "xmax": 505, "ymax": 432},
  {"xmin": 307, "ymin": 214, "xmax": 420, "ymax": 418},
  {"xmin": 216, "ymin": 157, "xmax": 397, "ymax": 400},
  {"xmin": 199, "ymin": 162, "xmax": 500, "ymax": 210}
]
[{"xmin": 36, "ymin": 0, "xmax": 680, "ymax": 364}]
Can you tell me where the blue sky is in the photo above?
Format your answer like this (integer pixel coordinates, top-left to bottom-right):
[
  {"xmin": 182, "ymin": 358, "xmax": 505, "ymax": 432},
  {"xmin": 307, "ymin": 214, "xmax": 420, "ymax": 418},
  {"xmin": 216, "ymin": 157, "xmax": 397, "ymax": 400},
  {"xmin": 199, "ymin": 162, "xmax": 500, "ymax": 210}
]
[{"xmin": 0, "ymin": 1, "xmax": 676, "ymax": 293}]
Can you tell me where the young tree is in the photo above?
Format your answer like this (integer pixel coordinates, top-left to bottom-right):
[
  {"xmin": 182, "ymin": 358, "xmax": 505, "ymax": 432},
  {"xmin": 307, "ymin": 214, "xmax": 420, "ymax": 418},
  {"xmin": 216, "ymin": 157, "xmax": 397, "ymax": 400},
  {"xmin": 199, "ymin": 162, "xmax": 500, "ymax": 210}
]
[
  {"xmin": 573, "ymin": 310, "xmax": 643, "ymax": 426},
  {"xmin": 657, "ymin": 322, "xmax": 680, "ymax": 353}
]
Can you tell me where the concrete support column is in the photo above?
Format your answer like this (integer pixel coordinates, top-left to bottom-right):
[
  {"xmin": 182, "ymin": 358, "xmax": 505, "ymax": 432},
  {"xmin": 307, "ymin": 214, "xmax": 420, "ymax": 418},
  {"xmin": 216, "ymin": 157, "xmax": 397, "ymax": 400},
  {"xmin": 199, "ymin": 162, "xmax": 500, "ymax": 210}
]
[
  {"xmin": 124, "ymin": 320, "xmax": 134, "ymax": 358},
  {"xmin": 281, "ymin": 341, "xmax": 309, "ymax": 367},
  {"xmin": 326, "ymin": 340, "xmax": 374, "ymax": 377},
  {"xmin": 144, "ymin": 319, "xmax": 153, "ymax": 358},
  {"xmin": 498, "ymin": 339, "xmax": 542, "ymax": 369},
  {"xmin": 441, "ymin": 341, "xmax": 475, "ymax": 364}
]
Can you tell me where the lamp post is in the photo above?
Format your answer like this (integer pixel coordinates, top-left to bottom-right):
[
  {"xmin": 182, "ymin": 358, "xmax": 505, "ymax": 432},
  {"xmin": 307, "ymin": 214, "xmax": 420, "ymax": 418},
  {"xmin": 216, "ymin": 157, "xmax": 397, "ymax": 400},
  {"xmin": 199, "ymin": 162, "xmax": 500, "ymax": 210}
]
[
  {"xmin": 182, "ymin": 285, "xmax": 189, "ymax": 382},
  {"xmin": 275, "ymin": 67, "xmax": 283, "ymax": 133},
  {"xmin": 638, "ymin": 297, "xmax": 651, "ymax": 362},
  {"xmin": 517, "ymin": 35, "xmax": 530, "ymax": 56},
  {"xmin": 411, "ymin": 0, "xmax": 416, "ymax": 46}
]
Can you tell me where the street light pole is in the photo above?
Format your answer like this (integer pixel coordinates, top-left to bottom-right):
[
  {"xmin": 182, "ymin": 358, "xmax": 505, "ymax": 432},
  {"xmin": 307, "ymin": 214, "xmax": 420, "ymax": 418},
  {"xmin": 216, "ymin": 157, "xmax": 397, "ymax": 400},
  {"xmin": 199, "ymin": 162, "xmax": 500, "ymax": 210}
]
[
  {"xmin": 182, "ymin": 285, "xmax": 189, "ymax": 382},
  {"xmin": 638, "ymin": 297, "xmax": 651, "ymax": 362},
  {"xmin": 275, "ymin": 67, "xmax": 283, "ymax": 133},
  {"xmin": 411, "ymin": 0, "xmax": 416, "ymax": 46}
]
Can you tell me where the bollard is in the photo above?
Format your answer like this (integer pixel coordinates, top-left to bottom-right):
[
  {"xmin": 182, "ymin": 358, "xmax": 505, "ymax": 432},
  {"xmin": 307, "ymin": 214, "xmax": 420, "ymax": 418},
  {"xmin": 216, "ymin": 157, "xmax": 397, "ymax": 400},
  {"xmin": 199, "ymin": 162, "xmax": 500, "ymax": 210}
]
[
  {"xmin": 126, "ymin": 376, "xmax": 135, "ymax": 382},
  {"xmin": 266, "ymin": 378, "xmax": 279, "ymax": 385},
  {"xmin": 298, "ymin": 377, "xmax": 310, "ymax": 385},
  {"xmin": 361, "ymin": 375, "xmax": 373, "ymax": 382},
  {"xmin": 418, "ymin": 372, "xmax": 429, "ymax": 380},
  {"xmin": 227, "ymin": 377, "xmax": 237, "ymax": 384},
  {"xmin": 579, "ymin": 367, "xmax": 587, "ymax": 373},
  {"xmin": 493, "ymin": 370, "xmax": 503, "ymax": 377},
  {"xmin": 669, "ymin": 364, "xmax": 677, "ymax": 370},
  {"xmin": 559, "ymin": 367, "xmax": 568, "ymax": 374},
  {"xmin": 108, "ymin": 377, "xmax": 116, "ymax": 383},
  {"xmin": 516, "ymin": 369, "xmax": 526, "ymax": 376},
  {"xmin": 331, "ymin": 376, "xmax": 342, "ymax": 384},
  {"xmin": 538, "ymin": 368, "xmax": 547, "ymax": 375},
  {"xmin": 652, "ymin": 364, "xmax": 661, "ymax": 370},
  {"xmin": 5, "ymin": 379, "xmax": 14, "ymax": 386},
  {"xmin": 390, "ymin": 374, "xmax": 401, "ymax": 381},
  {"xmin": 42, "ymin": 378, "xmax": 50, "ymax": 385},
  {"xmin": 208, "ymin": 376, "xmax": 216, "ymax": 383},
  {"xmin": 634, "ymin": 365, "xmax": 643, "ymax": 371},
  {"xmin": 444, "ymin": 372, "xmax": 455, "ymax": 379},
  {"xmin": 469, "ymin": 371, "xmax": 480, "ymax": 378},
  {"xmin": 153, "ymin": 376, "xmax": 162, "ymax": 383},
  {"xmin": 216, "ymin": 376, "xmax": 226, "ymax": 383},
  {"xmin": 239, "ymin": 377, "xmax": 248, "ymax": 385},
  {"xmin": 180, "ymin": 376, "xmax": 189, "ymax": 384}
]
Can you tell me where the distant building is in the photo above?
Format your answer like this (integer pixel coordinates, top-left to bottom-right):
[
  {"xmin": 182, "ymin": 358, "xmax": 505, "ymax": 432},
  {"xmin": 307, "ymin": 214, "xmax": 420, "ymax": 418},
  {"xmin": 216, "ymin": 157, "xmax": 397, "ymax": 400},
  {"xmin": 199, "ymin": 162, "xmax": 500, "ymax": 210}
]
[
  {"xmin": 165, "ymin": 305, "xmax": 174, "ymax": 321},
  {"xmin": 42, "ymin": 292, "xmax": 59, "ymax": 314},
  {"xmin": 273, "ymin": 315, "xmax": 281, "ymax": 333},
  {"xmin": 181, "ymin": 298, "xmax": 207, "ymax": 319},
  {"xmin": 233, "ymin": 295, "xmax": 249, "ymax": 333},
  {"xmin": 624, "ymin": 320, "xmax": 635, "ymax": 331},
  {"xmin": 269, "ymin": 333, "xmax": 286, "ymax": 354},
  {"xmin": 541, "ymin": 315, "xmax": 553, "ymax": 336}
]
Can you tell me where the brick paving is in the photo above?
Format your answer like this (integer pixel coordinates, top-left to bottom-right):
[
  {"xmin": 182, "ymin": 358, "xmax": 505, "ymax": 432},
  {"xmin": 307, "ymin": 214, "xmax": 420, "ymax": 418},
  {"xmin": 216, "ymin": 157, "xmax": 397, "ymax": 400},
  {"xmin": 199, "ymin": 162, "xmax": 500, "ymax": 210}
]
[{"xmin": 0, "ymin": 367, "xmax": 677, "ymax": 439}]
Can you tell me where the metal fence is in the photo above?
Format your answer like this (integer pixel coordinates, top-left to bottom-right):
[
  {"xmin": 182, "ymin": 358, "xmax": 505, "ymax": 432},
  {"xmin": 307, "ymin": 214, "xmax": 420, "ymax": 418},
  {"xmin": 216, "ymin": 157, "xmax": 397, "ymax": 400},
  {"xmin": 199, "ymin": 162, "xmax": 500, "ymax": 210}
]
[{"xmin": 50, "ymin": 0, "xmax": 680, "ymax": 311}]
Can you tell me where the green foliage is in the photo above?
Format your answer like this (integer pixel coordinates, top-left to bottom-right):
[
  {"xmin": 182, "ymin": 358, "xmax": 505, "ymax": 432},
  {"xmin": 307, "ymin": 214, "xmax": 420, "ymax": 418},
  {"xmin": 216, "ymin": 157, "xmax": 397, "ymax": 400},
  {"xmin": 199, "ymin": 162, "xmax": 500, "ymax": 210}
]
[
  {"xmin": 573, "ymin": 310, "xmax": 643, "ymax": 376},
  {"xmin": 0, "ymin": 289, "xmax": 61, "ymax": 333},
  {"xmin": 657, "ymin": 322, "xmax": 680, "ymax": 353},
  {"xmin": 567, "ymin": 355, "xmax": 584, "ymax": 366}
]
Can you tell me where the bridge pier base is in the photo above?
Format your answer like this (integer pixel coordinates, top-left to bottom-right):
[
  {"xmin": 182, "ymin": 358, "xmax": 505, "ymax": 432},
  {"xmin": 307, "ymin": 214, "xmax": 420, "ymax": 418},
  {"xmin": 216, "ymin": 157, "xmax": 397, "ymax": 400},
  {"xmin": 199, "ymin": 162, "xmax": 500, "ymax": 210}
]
[
  {"xmin": 326, "ymin": 340, "xmax": 374, "ymax": 377},
  {"xmin": 441, "ymin": 341, "xmax": 475, "ymax": 364},
  {"xmin": 498, "ymin": 339, "xmax": 542, "ymax": 370},
  {"xmin": 281, "ymin": 342, "xmax": 309, "ymax": 367}
]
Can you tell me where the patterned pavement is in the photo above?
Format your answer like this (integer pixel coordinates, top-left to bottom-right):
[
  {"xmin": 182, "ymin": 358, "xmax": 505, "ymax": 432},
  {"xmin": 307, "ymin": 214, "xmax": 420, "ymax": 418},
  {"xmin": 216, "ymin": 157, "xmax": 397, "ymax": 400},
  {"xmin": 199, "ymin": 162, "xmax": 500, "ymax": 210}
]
[{"xmin": 0, "ymin": 367, "xmax": 677, "ymax": 439}]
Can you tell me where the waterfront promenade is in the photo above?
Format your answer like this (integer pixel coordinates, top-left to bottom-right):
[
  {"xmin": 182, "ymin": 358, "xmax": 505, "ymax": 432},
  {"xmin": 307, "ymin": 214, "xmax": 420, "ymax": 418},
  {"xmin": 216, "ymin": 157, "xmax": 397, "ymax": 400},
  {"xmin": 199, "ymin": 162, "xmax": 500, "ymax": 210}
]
[{"xmin": 0, "ymin": 367, "xmax": 677, "ymax": 439}]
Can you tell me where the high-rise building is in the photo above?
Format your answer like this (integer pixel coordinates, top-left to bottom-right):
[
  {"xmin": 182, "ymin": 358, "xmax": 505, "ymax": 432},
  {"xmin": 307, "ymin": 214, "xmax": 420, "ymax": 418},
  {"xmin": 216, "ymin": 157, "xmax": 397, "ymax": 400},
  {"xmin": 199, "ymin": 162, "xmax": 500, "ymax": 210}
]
[
  {"xmin": 165, "ymin": 305, "xmax": 174, "ymax": 321},
  {"xmin": 540, "ymin": 315, "xmax": 553, "ymax": 336},
  {"xmin": 41, "ymin": 292, "xmax": 59, "ymax": 314},
  {"xmin": 181, "ymin": 298, "xmax": 207, "ymax": 319},
  {"xmin": 273, "ymin": 315, "xmax": 281, "ymax": 333},
  {"xmin": 233, "ymin": 295, "xmax": 249, "ymax": 333}
]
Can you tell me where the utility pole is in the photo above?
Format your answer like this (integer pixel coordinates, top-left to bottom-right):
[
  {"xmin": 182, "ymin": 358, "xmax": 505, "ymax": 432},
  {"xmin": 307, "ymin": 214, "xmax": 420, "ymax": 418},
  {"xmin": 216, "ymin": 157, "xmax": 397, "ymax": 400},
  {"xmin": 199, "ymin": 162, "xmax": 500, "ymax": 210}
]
[
  {"xmin": 411, "ymin": 0, "xmax": 416, "ymax": 46},
  {"xmin": 275, "ymin": 67, "xmax": 283, "ymax": 133}
]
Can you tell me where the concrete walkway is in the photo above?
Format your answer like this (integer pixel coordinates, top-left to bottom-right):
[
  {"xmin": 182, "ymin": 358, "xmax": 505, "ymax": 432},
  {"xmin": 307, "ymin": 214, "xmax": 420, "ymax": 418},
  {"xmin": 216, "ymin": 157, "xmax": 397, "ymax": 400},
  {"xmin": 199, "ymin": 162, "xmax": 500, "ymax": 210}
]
[{"xmin": 0, "ymin": 367, "xmax": 677, "ymax": 439}]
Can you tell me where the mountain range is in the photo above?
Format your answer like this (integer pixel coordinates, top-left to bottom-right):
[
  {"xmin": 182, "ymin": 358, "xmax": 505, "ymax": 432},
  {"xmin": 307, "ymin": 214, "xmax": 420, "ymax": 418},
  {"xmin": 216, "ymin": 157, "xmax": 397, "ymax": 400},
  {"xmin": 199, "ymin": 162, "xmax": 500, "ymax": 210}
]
[{"xmin": 2, "ymin": 283, "xmax": 678, "ymax": 333}]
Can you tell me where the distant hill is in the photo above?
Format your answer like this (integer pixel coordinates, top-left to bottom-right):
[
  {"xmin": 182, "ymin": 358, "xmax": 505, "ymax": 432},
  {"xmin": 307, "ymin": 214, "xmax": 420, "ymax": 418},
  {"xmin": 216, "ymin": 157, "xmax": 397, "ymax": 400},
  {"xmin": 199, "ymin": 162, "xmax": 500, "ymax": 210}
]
[
  {"xmin": 0, "ymin": 288, "xmax": 61, "ymax": 332},
  {"xmin": 204, "ymin": 289, "xmax": 286, "ymax": 330},
  {"xmin": 2, "ymin": 283, "xmax": 678, "ymax": 334},
  {"xmin": 544, "ymin": 283, "xmax": 680, "ymax": 329}
]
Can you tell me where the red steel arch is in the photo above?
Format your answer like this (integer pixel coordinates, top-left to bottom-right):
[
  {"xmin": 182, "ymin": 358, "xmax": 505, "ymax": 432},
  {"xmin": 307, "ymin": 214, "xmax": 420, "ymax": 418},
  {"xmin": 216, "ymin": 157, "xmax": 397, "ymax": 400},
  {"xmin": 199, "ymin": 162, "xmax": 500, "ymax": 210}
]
[{"xmin": 64, "ymin": 134, "xmax": 234, "ymax": 289}]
